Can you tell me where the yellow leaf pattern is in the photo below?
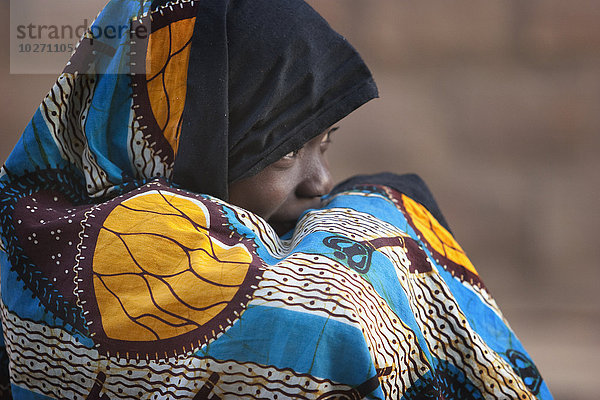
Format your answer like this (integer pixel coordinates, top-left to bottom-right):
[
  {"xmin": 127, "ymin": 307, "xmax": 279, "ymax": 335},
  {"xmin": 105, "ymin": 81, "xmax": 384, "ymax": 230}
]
[{"xmin": 91, "ymin": 190, "xmax": 255, "ymax": 342}]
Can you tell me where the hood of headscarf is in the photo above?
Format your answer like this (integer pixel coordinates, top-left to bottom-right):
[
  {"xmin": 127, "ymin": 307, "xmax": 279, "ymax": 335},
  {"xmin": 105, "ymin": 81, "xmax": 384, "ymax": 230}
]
[{"xmin": 1, "ymin": 0, "xmax": 377, "ymax": 200}]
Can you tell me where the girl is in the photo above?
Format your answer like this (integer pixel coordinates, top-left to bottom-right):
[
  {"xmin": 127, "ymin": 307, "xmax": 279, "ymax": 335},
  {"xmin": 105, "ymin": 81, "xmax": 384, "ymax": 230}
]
[{"xmin": 0, "ymin": 0, "xmax": 551, "ymax": 399}]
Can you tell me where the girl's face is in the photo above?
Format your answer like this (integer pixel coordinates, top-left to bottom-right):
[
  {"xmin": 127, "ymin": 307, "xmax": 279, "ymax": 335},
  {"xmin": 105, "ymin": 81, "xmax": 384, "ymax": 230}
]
[{"xmin": 228, "ymin": 128, "xmax": 336, "ymax": 234}]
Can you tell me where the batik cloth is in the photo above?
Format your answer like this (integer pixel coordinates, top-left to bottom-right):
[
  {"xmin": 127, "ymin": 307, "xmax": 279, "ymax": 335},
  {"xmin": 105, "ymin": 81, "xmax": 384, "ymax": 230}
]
[{"xmin": 0, "ymin": 173, "xmax": 552, "ymax": 399}]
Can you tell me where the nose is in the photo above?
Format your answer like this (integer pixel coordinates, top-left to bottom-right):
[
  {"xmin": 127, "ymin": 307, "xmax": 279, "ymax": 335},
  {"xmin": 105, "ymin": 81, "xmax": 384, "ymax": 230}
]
[{"xmin": 296, "ymin": 156, "xmax": 333, "ymax": 199}]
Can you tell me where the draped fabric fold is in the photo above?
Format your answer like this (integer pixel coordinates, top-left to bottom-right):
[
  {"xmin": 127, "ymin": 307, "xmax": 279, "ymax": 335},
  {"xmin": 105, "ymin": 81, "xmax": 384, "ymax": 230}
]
[{"xmin": 173, "ymin": 0, "xmax": 231, "ymax": 198}]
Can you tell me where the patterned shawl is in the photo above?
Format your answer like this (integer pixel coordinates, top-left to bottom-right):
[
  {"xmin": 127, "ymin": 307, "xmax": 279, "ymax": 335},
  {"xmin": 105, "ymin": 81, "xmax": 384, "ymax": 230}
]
[{"xmin": 0, "ymin": 0, "xmax": 551, "ymax": 399}]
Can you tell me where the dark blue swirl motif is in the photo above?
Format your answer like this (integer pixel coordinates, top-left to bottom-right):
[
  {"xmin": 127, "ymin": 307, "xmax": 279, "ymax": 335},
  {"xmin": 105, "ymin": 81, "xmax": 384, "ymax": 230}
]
[
  {"xmin": 507, "ymin": 349, "xmax": 542, "ymax": 395},
  {"xmin": 403, "ymin": 360, "xmax": 484, "ymax": 400},
  {"xmin": 323, "ymin": 236, "xmax": 373, "ymax": 273}
]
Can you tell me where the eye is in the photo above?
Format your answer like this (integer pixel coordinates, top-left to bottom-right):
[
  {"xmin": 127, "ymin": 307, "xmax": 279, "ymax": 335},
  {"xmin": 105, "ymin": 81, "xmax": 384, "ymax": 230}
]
[
  {"xmin": 271, "ymin": 147, "xmax": 301, "ymax": 169},
  {"xmin": 282, "ymin": 149, "xmax": 300, "ymax": 160}
]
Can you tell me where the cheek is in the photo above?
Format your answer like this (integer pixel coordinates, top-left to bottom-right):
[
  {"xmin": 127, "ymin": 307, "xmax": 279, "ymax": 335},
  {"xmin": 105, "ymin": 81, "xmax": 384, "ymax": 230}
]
[
  {"xmin": 228, "ymin": 169, "xmax": 298, "ymax": 221},
  {"xmin": 258, "ymin": 175, "xmax": 297, "ymax": 220}
]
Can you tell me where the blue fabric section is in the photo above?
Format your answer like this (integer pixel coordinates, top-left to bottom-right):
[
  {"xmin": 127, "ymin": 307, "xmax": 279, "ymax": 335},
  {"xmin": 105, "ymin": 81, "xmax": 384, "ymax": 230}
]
[
  {"xmin": 85, "ymin": 73, "xmax": 135, "ymax": 182},
  {"xmin": 218, "ymin": 190, "xmax": 554, "ymax": 399},
  {"xmin": 10, "ymin": 383, "xmax": 55, "ymax": 400},
  {"xmin": 439, "ymin": 267, "xmax": 522, "ymax": 349},
  {"xmin": 202, "ymin": 305, "xmax": 377, "ymax": 387},
  {"xmin": 1, "ymin": 0, "xmax": 147, "ymax": 189},
  {"xmin": 340, "ymin": 189, "xmax": 512, "ymax": 356},
  {"xmin": 4, "ymin": 112, "xmax": 65, "ymax": 176}
]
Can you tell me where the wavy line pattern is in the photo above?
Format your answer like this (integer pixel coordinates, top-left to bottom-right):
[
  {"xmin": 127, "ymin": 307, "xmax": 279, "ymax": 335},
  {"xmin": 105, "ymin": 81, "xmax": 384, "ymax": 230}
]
[
  {"xmin": 128, "ymin": 104, "xmax": 172, "ymax": 180},
  {"xmin": 41, "ymin": 73, "xmax": 114, "ymax": 198},
  {"xmin": 1, "ymin": 305, "xmax": 357, "ymax": 399},
  {"xmin": 416, "ymin": 274, "xmax": 532, "ymax": 399}
]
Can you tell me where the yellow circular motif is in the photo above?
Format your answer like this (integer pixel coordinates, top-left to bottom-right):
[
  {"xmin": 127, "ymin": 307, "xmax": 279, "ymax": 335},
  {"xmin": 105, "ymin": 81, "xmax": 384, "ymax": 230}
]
[{"xmin": 91, "ymin": 190, "xmax": 254, "ymax": 343}]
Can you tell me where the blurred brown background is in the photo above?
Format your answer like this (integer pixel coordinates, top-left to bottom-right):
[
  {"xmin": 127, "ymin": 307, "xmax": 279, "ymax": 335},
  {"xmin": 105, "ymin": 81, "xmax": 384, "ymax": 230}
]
[{"xmin": 2, "ymin": 1, "xmax": 599, "ymax": 398}]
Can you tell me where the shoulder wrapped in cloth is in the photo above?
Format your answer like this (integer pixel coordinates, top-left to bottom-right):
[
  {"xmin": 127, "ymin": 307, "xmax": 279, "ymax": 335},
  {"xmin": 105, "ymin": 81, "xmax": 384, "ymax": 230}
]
[{"xmin": 0, "ymin": 0, "xmax": 551, "ymax": 398}]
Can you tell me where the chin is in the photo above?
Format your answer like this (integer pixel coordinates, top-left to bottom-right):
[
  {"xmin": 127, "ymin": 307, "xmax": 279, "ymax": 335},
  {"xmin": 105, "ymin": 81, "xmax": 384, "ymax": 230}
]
[{"xmin": 269, "ymin": 220, "xmax": 297, "ymax": 236}]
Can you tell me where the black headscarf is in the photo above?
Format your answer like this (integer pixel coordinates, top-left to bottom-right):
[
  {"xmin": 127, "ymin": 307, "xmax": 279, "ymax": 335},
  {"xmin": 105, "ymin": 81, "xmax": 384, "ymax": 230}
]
[{"xmin": 172, "ymin": 0, "xmax": 378, "ymax": 199}]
